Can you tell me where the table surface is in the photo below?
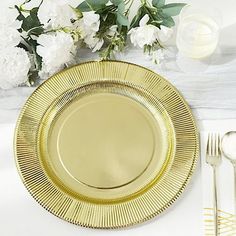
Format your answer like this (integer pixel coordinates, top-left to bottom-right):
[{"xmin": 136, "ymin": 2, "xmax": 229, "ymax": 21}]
[
  {"xmin": 1, "ymin": 0, "xmax": 236, "ymax": 235},
  {"xmin": 1, "ymin": 37, "xmax": 236, "ymax": 236},
  {"xmin": 0, "ymin": 123, "xmax": 203, "ymax": 236}
]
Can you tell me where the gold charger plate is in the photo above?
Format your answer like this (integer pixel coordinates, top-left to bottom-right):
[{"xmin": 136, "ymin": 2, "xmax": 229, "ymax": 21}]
[{"xmin": 14, "ymin": 61, "xmax": 199, "ymax": 228}]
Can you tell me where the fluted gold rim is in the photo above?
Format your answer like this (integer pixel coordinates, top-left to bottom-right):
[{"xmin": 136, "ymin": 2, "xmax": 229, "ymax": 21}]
[{"xmin": 14, "ymin": 60, "xmax": 199, "ymax": 228}]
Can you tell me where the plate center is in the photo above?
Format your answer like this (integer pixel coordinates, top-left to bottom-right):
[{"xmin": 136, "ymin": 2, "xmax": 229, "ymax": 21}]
[{"xmin": 53, "ymin": 94, "xmax": 155, "ymax": 189}]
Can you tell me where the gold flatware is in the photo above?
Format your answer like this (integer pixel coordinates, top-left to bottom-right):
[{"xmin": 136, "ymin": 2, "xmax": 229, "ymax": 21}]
[
  {"xmin": 222, "ymin": 131, "xmax": 236, "ymax": 217},
  {"xmin": 206, "ymin": 133, "xmax": 222, "ymax": 235},
  {"xmin": 14, "ymin": 61, "xmax": 199, "ymax": 228}
]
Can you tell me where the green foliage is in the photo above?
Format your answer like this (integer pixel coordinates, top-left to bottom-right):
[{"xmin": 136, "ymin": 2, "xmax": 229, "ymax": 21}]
[
  {"xmin": 15, "ymin": 4, "xmax": 43, "ymax": 83},
  {"xmin": 152, "ymin": 0, "xmax": 165, "ymax": 7},
  {"xmin": 12, "ymin": 0, "xmax": 185, "ymax": 85},
  {"xmin": 130, "ymin": 0, "xmax": 185, "ymax": 29},
  {"xmin": 117, "ymin": 12, "xmax": 129, "ymax": 26},
  {"xmin": 162, "ymin": 3, "xmax": 186, "ymax": 16},
  {"xmin": 130, "ymin": 7, "xmax": 146, "ymax": 28},
  {"xmin": 70, "ymin": 6, "xmax": 83, "ymax": 18},
  {"xmin": 110, "ymin": 0, "xmax": 123, "ymax": 6},
  {"xmin": 77, "ymin": 0, "xmax": 109, "ymax": 11},
  {"xmin": 161, "ymin": 16, "xmax": 175, "ymax": 27},
  {"xmin": 15, "ymin": 5, "xmax": 43, "ymax": 36}
]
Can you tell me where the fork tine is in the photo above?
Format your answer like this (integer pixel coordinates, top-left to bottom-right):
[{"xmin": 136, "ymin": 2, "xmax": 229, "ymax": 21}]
[
  {"xmin": 210, "ymin": 133, "xmax": 213, "ymax": 156},
  {"xmin": 212, "ymin": 133, "xmax": 214, "ymax": 156},
  {"xmin": 218, "ymin": 134, "xmax": 221, "ymax": 155},
  {"xmin": 215, "ymin": 133, "xmax": 218, "ymax": 156},
  {"xmin": 213, "ymin": 133, "xmax": 216, "ymax": 156},
  {"xmin": 206, "ymin": 133, "xmax": 210, "ymax": 155},
  {"xmin": 213, "ymin": 133, "xmax": 218, "ymax": 156}
]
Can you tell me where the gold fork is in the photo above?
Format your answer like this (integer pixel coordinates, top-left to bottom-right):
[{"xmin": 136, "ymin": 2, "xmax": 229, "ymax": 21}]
[{"xmin": 206, "ymin": 133, "xmax": 222, "ymax": 236}]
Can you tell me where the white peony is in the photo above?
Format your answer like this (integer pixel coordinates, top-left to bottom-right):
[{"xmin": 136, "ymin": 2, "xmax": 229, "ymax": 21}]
[
  {"xmin": 82, "ymin": 11, "xmax": 100, "ymax": 32},
  {"xmin": 106, "ymin": 25, "xmax": 118, "ymax": 37},
  {"xmin": 0, "ymin": 5, "xmax": 22, "ymax": 50},
  {"xmin": 74, "ymin": 11, "xmax": 103, "ymax": 51},
  {"xmin": 75, "ymin": 11, "xmax": 100, "ymax": 37},
  {"xmin": 37, "ymin": 32, "xmax": 75, "ymax": 78},
  {"xmin": 0, "ymin": 6, "xmax": 22, "ymax": 29},
  {"xmin": 84, "ymin": 33, "xmax": 104, "ymax": 52},
  {"xmin": 129, "ymin": 14, "xmax": 159, "ymax": 48},
  {"xmin": 0, "ymin": 47, "xmax": 30, "ymax": 89},
  {"xmin": 38, "ymin": 0, "xmax": 76, "ymax": 28},
  {"xmin": 0, "ymin": 25, "xmax": 21, "ymax": 48}
]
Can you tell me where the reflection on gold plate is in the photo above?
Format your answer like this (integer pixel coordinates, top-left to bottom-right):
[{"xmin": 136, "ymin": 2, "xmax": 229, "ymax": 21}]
[{"xmin": 14, "ymin": 61, "xmax": 199, "ymax": 228}]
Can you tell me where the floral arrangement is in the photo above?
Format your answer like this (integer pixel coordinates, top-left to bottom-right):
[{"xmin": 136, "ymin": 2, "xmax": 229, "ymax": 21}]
[{"xmin": 0, "ymin": 0, "xmax": 185, "ymax": 89}]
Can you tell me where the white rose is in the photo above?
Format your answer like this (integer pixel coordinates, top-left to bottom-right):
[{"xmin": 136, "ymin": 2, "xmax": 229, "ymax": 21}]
[
  {"xmin": 0, "ymin": 25, "xmax": 21, "ymax": 48},
  {"xmin": 129, "ymin": 14, "xmax": 159, "ymax": 48},
  {"xmin": 37, "ymin": 32, "xmax": 75, "ymax": 78},
  {"xmin": 38, "ymin": 0, "xmax": 76, "ymax": 28},
  {"xmin": 158, "ymin": 25, "xmax": 173, "ymax": 43},
  {"xmin": 0, "ymin": 47, "xmax": 30, "ymax": 89}
]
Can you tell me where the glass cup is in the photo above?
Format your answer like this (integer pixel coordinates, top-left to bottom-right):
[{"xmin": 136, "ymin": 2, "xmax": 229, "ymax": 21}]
[{"xmin": 177, "ymin": 5, "xmax": 221, "ymax": 59}]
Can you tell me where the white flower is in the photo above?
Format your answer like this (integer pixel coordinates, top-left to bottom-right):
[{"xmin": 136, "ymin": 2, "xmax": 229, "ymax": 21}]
[
  {"xmin": 106, "ymin": 25, "xmax": 118, "ymax": 37},
  {"xmin": 82, "ymin": 11, "xmax": 100, "ymax": 32},
  {"xmin": 0, "ymin": 6, "xmax": 22, "ymax": 50},
  {"xmin": 129, "ymin": 14, "xmax": 159, "ymax": 48},
  {"xmin": 38, "ymin": 0, "xmax": 76, "ymax": 28},
  {"xmin": 83, "ymin": 33, "xmax": 104, "ymax": 52},
  {"xmin": 74, "ymin": 11, "xmax": 103, "ymax": 51},
  {"xmin": 152, "ymin": 49, "xmax": 165, "ymax": 64},
  {"xmin": 0, "ymin": 25, "xmax": 21, "ymax": 48},
  {"xmin": 37, "ymin": 32, "xmax": 75, "ymax": 78},
  {"xmin": 74, "ymin": 11, "xmax": 100, "ymax": 39},
  {"xmin": 158, "ymin": 25, "xmax": 173, "ymax": 43},
  {"xmin": 75, "ymin": 11, "xmax": 100, "ymax": 37},
  {"xmin": 0, "ymin": 47, "xmax": 30, "ymax": 89},
  {"xmin": 0, "ymin": 6, "xmax": 22, "ymax": 29}
]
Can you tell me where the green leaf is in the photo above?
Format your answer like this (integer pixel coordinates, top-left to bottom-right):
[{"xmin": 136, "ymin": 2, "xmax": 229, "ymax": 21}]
[
  {"xmin": 161, "ymin": 16, "xmax": 175, "ymax": 27},
  {"xmin": 22, "ymin": 36, "xmax": 42, "ymax": 70},
  {"xmin": 77, "ymin": 1, "xmax": 91, "ymax": 11},
  {"xmin": 15, "ymin": 5, "xmax": 26, "ymax": 21},
  {"xmin": 151, "ymin": 19, "xmax": 163, "ymax": 27},
  {"xmin": 22, "ymin": 0, "xmax": 32, "ymax": 4},
  {"xmin": 117, "ymin": 12, "xmax": 129, "ymax": 26},
  {"xmin": 152, "ymin": 0, "xmax": 165, "ymax": 7},
  {"xmin": 20, "ymin": 7, "xmax": 42, "ymax": 33},
  {"xmin": 130, "ymin": 6, "xmax": 145, "ymax": 28},
  {"xmin": 28, "ymin": 70, "xmax": 39, "ymax": 86},
  {"xmin": 77, "ymin": 0, "xmax": 109, "ymax": 11},
  {"xmin": 28, "ymin": 26, "xmax": 44, "ymax": 35},
  {"xmin": 94, "ymin": 0, "xmax": 109, "ymax": 5},
  {"xmin": 111, "ymin": 0, "xmax": 123, "ymax": 6},
  {"xmin": 117, "ymin": 2, "xmax": 125, "ymax": 14},
  {"xmin": 162, "ymin": 3, "xmax": 186, "ymax": 16},
  {"xmin": 70, "ymin": 6, "xmax": 83, "ymax": 18}
]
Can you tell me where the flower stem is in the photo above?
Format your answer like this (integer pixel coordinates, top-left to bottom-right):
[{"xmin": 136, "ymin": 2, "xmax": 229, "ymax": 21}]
[
  {"xmin": 125, "ymin": 0, "xmax": 135, "ymax": 16},
  {"xmin": 140, "ymin": 0, "xmax": 146, "ymax": 5}
]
